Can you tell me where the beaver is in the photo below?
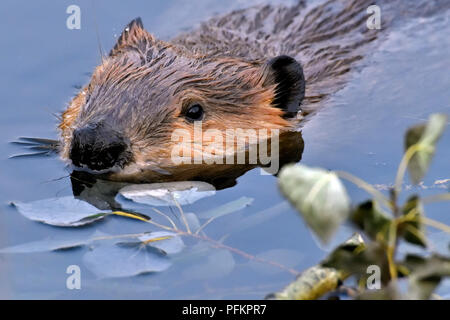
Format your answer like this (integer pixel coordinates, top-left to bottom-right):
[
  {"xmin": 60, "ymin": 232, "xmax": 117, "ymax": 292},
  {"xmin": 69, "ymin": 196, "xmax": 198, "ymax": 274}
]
[{"xmin": 58, "ymin": 0, "xmax": 450, "ymax": 184}]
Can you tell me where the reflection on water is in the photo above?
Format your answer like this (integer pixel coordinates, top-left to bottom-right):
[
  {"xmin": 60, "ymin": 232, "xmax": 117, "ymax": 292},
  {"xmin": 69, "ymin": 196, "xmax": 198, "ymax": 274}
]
[
  {"xmin": 0, "ymin": 0, "xmax": 449, "ymax": 299},
  {"xmin": 70, "ymin": 131, "xmax": 304, "ymax": 210}
]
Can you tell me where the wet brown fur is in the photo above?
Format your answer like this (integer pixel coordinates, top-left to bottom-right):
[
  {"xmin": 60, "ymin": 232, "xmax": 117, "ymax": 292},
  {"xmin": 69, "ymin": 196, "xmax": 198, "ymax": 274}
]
[{"xmin": 59, "ymin": 0, "xmax": 450, "ymax": 182}]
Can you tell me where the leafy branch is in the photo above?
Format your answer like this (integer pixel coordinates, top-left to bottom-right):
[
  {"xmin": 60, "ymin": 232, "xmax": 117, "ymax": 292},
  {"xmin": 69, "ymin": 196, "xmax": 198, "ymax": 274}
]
[{"xmin": 276, "ymin": 113, "xmax": 450, "ymax": 300}]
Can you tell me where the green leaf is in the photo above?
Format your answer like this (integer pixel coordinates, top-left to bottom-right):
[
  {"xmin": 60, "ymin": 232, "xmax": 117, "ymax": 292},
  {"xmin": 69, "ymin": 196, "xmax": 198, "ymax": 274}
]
[
  {"xmin": 269, "ymin": 265, "xmax": 346, "ymax": 300},
  {"xmin": 11, "ymin": 197, "xmax": 107, "ymax": 227},
  {"xmin": 351, "ymin": 200, "xmax": 391, "ymax": 240},
  {"xmin": 270, "ymin": 234, "xmax": 364, "ymax": 300},
  {"xmin": 403, "ymin": 254, "xmax": 450, "ymax": 300},
  {"xmin": 322, "ymin": 237, "xmax": 391, "ymax": 285},
  {"xmin": 405, "ymin": 113, "xmax": 447, "ymax": 184},
  {"xmin": 357, "ymin": 283, "xmax": 401, "ymax": 300},
  {"xmin": 278, "ymin": 164, "xmax": 351, "ymax": 243},
  {"xmin": 399, "ymin": 196, "xmax": 427, "ymax": 247}
]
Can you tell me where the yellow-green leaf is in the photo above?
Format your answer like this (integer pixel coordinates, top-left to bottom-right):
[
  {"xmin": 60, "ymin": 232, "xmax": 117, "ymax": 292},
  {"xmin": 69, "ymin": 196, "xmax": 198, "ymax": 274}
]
[{"xmin": 405, "ymin": 113, "xmax": 447, "ymax": 184}]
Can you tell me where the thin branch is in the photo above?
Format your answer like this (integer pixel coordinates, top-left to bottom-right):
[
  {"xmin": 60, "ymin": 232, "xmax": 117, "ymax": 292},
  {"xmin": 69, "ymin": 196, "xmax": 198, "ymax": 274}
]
[
  {"xmin": 387, "ymin": 220, "xmax": 398, "ymax": 280},
  {"xmin": 394, "ymin": 144, "xmax": 420, "ymax": 195},
  {"xmin": 172, "ymin": 198, "xmax": 192, "ymax": 234},
  {"xmin": 195, "ymin": 216, "xmax": 217, "ymax": 235},
  {"xmin": 421, "ymin": 217, "xmax": 450, "ymax": 233},
  {"xmin": 335, "ymin": 170, "xmax": 392, "ymax": 210},
  {"xmin": 422, "ymin": 193, "xmax": 450, "ymax": 205},
  {"xmin": 151, "ymin": 208, "xmax": 178, "ymax": 230},
  {"xmin": 185, "ymin": 232, "xmax": 300, "ymax": 276}
]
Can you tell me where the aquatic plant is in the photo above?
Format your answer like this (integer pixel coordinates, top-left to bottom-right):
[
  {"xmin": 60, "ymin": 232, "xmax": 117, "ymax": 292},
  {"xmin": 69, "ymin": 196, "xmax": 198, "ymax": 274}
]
[{"xmin": 276, "ymin": 113, "xmax": 450, "ymax": 299}]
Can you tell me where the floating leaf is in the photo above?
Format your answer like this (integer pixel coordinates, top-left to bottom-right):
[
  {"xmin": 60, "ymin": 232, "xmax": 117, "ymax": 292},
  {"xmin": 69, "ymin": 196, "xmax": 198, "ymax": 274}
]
[
  {"xmin": 0, "ymin": 231, "xmax": 142, "ymax": 254},
  {"xmin": 111, "ymin": 210, "xmax": 150, "ymax": 222},
  {"xmin": 118, "ymin": 181, "xmax": 216, "ymax": 207},
  {"xmin": 197, "ymin": 196, "xmax": 254, "ymax": 219},
  {"xmin": 138, "ymin": 231, "xmax": 184, "ymax": 255},
  {"xmin": 11, "ymin": 197, "xmax": 107, "ymax": 227},
  {"xmin": 405, "ymin": 113, "xmax": 447, "ymax": 184},
  {"xmin": 351, "ymin": 200, "xmax": 391, "ymax": 240},
  {"xmin": 83, "ymin": 232, "xmax": 183, "ymax": 278},
  {"xmin": 278, "ymin": 164, "xmax": 351, "ymax": 243},
  {"xmin": 0, "ymin": 237, "xmax": 90, "ymax": 253}
]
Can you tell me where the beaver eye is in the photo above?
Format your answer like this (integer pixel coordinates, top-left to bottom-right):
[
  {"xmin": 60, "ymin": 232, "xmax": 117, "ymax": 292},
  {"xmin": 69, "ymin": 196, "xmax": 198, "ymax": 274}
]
[{"xmin": 185, "ymin": 104, "xmax": 204, "ymax": 121}]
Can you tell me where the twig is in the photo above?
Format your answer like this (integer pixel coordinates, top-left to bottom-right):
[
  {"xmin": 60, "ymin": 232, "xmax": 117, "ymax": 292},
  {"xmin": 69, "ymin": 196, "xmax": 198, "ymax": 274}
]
[
  {"xmin": 151, "ymin": 208, "xmax": 178, "ymax": 230},
  {"xmin": 422, "ymin": 193, "xmax": 450, "ymax": 205},
  {"xmin": 172, "ymin": 198, "xmax": 192, "ymax": 234},
  {"xmin": 394, "ymin": 144, "xmax": 420, "ymax": 195},
  {"xmin": 335, "ymin": 170, "xmax": 392, "ymax": 210},
  {"xmin": 421, "ymin": 217, "xmax": 450, "ymax": 233}
]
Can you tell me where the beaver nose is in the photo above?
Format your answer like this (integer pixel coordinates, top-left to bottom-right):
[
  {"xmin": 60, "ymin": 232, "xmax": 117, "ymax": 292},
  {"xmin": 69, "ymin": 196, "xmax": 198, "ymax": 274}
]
[{"xmin": 69, "ymin": 122, "xmax": 131, "ymax": 171}]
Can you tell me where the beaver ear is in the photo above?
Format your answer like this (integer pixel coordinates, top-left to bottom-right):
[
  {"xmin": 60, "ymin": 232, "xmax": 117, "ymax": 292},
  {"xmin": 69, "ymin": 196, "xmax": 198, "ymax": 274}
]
[
  {"xmin": 109, "ymin": 17, "xmax": 153, "ymax": 57},
  {"xmin": 262, "ymin": 55, "xmax": 305, "ymax": 118}
]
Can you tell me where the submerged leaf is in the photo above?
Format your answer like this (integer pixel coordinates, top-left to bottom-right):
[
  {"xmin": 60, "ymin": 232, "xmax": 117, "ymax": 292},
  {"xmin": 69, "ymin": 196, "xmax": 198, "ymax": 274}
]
[
  {"xmin": 83, "ymin": 242, "xmax": 171, "ymax": 278},
  {"xmin": 224, "ymin": 201, "xmax": 289, "ymax": 234},
  {"xmin": 11, "ymin": 197, "xmax": 107, "ymax": 227},
  {"xmin": 118, "ymin": 181, "xmax": 216, "ymax": 207},
  {"xmin": 405, "ymin": 113, "xmax": 447, "ymax": 184},
  {"xmin": 247, "ymin": 249, "xmax": 303, "ymax": 275},
  {"xmin": 278, "ymin": 164, "xmax": 351, "ymax": 243},
  {"xmin": 0, "ymin": 237, "xmax": 89, "ymax": 253},
  {"xmin": 83, "ymin": 232, "xmax": 183, "ymax": 278},
  {"xmin": 197, "ymin": 196, "xmax": 254, "ymax": 219},
  {"xmin": 184, "ymin": 212, "xmax": 201, "ymax": 232},
  {"xmin": 179, "ymin": 243, "xmax": 236, "ymax": 280}
]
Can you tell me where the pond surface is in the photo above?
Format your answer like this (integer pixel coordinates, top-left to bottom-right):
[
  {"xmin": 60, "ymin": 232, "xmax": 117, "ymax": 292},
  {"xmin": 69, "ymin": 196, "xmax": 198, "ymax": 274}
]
[{"xmin": 0, "ymin": 0, "xmax": 449, "ymax": 299}]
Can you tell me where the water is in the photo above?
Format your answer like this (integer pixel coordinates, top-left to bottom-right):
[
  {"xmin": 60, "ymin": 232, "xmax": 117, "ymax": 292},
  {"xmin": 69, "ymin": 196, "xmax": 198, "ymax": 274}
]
[{"xmin": 0, "ymin": 0, "xmax": 449, "ymax": 299}]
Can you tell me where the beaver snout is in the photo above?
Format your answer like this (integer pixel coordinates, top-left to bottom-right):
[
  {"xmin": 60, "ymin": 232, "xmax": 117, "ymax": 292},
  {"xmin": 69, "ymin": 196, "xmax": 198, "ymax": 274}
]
[{"xmin": 69, "ymin": 122, "xmax": 132, "ymax": 171}]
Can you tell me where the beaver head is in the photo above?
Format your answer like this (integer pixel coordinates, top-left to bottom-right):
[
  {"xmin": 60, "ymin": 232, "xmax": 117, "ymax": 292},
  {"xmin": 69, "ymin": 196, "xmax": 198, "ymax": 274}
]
[{"xmin": 59, "ymin": 18, "xmax": 305, "ymax": 182}]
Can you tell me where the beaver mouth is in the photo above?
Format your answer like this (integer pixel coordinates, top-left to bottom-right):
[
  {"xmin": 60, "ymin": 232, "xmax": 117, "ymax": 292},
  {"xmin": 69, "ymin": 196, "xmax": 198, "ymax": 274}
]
[
  {"xmin": 69, "ymin": 155, "xmax": 131, "ymax": 175},
  {"xmin": 69, "ymin": 122, "xmax": 133, "ymax": 172}
]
